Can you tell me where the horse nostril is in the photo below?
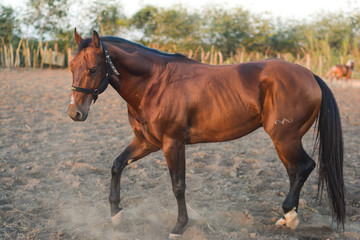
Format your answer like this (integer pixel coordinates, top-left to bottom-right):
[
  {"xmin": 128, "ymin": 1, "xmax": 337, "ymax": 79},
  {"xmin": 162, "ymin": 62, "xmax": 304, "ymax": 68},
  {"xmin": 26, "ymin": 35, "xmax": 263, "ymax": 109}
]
[
  {"xmin": 68, "ymin": 105, "xmax": 84, "ymax": 121},
  {"xmin": 75, "ymin": 111, "xmax": 82, "ymax": 120}
]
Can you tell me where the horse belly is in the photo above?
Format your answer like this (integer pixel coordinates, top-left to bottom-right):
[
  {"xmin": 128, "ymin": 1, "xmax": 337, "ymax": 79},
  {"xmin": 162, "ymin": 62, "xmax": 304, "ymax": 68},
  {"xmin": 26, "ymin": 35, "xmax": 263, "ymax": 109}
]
[{"xmin": 188, "ymin": 107, "xmax": 261, "ymax": 144}]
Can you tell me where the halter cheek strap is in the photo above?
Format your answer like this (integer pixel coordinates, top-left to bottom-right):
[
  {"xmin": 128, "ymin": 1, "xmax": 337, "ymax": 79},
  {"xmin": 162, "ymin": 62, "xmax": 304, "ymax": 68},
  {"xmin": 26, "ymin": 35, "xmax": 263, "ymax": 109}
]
[
  {"xmin": 71, "ymin": 41, "xmax": 120, "ymax": 103},
  {"xmin": 104, "ymin": 44, "xmax": 120, "ymax": 76}
]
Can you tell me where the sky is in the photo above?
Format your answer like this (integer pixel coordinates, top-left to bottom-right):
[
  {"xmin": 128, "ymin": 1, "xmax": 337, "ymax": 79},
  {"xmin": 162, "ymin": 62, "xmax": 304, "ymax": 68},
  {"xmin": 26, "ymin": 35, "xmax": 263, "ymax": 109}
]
[{"xmin": 2, "ymin": 0, "xmax": 360, "ymax": 21}]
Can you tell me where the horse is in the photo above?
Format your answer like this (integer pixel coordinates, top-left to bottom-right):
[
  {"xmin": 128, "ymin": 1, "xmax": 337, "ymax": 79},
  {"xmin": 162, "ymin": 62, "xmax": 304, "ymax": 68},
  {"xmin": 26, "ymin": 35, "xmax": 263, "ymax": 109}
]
[
  {"xmin": 326, "ymin": 60, "xmax": 354, "ymax": 83},
  {"xmin": 67, "ymin": 29, "xmax": 345, "ymax": 237}
]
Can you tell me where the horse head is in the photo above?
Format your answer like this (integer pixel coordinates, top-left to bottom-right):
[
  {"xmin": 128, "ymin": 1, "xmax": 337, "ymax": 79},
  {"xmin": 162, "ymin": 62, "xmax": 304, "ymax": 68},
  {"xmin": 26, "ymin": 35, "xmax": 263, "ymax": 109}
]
[
  {"xmin": 346, "ymin": 59, "xmax": 354, "ymax": 69},
  {"xmin": 67, "ymin": 29, "xmax": 109, "ymax": 121}
]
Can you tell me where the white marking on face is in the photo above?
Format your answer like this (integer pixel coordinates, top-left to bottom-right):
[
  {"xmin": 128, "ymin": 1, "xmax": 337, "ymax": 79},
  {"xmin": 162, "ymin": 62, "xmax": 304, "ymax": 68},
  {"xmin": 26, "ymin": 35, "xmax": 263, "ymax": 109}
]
[
  {"xmin": 70, "ymin": 95, "xmax": 76, "ymax": 104},
  {"xmin": 275, "ymin": 118, "xmax": 293, "ymax": 125}
]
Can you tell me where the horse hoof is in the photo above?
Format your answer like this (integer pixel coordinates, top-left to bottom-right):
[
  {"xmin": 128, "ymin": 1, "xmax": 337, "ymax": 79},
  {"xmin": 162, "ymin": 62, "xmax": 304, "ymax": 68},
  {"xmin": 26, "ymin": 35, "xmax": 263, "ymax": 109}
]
[
  {"xmin": 111, "ymin": 210, "xmax": 123, "ymax": 227},
  {"xmin": 275, "ymin": 217, "xmax": 286, "ymax": 227},
  {"xmin": 168, "ymin": 233, "xmax": 182, "ymax": 240},
  {"xmin": 275, "ymin": 207, "xmax": 299, "ymax": 230},
  {"xmin": 284, "ymin": 207, "xmax": 299, "ymax": 230},
  {"xmin": 287, "ymin": 217, "xmax": 299, "ymax": 230}
]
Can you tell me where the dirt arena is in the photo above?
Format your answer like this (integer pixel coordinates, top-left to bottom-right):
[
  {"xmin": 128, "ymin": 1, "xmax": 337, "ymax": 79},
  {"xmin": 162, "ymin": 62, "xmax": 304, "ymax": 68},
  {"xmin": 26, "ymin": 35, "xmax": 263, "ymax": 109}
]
[{"xmin": 0, "ymin": 68, "xmax": 359, "ymax": 240}]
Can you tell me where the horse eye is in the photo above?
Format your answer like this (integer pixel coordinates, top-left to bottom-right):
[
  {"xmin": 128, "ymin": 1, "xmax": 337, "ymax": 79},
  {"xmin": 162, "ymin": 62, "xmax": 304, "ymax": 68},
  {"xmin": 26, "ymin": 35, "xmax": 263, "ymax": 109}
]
[{"xmin": 89, "ymin": 68, "xmax": 97, "ymax": 76}]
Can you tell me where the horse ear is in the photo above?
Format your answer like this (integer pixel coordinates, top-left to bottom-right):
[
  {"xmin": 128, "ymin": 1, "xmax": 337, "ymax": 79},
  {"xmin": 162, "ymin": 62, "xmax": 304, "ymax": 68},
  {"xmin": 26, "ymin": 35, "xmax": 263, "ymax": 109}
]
[
  {"xmin": 74, "ymin": 28, "xmax": 83, "ymax": 46},
  {"xmin": 92, "ymin": 30, "xmax": 101, "ymax": 48}
]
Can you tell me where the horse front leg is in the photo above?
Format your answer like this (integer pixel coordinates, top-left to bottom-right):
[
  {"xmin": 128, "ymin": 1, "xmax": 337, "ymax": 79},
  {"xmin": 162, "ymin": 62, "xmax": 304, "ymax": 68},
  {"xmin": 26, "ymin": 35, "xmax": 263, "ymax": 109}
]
[
  {"xmin": 162, "ymin": 138, "xmax": 188, "ymax": 238},
  {"xmin": 109, "ymin": 136, "xmax": 159, "ymax": 218}
]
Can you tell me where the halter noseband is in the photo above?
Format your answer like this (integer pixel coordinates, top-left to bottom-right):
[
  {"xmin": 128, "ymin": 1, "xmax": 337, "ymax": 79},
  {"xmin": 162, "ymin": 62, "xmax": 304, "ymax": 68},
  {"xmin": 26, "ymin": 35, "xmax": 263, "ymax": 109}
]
[{"xmin": 71, "ymin": 42, "xmax": 120, "ymax": 103}]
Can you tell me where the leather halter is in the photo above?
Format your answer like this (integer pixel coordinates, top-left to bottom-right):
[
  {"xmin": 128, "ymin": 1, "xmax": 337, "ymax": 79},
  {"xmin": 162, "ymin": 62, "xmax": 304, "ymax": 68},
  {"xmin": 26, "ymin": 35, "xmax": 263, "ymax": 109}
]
[{"xmin": 71, "ymin": 42, "xmax": 120, "ymax": 103}]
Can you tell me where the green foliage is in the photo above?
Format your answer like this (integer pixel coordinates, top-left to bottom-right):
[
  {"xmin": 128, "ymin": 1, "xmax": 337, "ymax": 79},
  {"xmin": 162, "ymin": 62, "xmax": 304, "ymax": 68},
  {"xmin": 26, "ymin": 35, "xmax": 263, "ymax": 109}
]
[
  {"xmin": 131, "ymin": 5, "xmax": 159, "ymax": 38},
  {"xmin": 1, "ymin": 1, "xmax": 360, "ymax": 71},
  {"xmin": 0, "ymin": 6, "xmax": 16, "ymax": 44},
  {"xmin": 24, "ymin": 0, "xmax": 69, "ymax": 40},
  {"xmin": 266, "ymin": 20, "xmax": 302, "ymax": 54},
  {"xmin": 131, "ymin": 5, "xmax": 201, "ymax": 52},
  {"xmin": 88, "ymin": 0, "xmax": 128, "ymax": 36},
  {"xmin": 201, "ymin": 7, "xmax": 252, "ymax": 56},
  {"xmin": 311, "ymin": 13, "xmax": 353, "ymax": 51},
  {"xmin": 129, "ymin": 5, "xmax": 360, "ymax": 63}
]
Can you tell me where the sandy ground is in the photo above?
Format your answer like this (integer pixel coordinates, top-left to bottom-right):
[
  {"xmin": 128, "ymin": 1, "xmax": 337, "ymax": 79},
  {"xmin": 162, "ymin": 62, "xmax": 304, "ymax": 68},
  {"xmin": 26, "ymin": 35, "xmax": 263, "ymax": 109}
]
[{"xmin": 0, "ymin": 68, "xmax": 359, "ymax": 240}]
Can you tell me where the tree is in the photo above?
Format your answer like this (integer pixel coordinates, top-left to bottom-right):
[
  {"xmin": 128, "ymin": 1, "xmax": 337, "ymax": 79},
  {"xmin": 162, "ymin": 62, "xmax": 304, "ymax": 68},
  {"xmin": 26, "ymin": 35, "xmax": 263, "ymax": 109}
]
[
  {"xmin": 131, "ymin": 5, "xmax": 158, "ymax": 38},
  {"xmin": 131, "ymin": 5, "xmax": 201, "ymax": 51},
  {"xmin": 267, "ymin": 19, "xmax": 303, "ymax": 55},
  {"xmin": 312, "ymin": 13, "xmax": 353, "ymax": 52},
  {"xmin": 249, "ymin": 14, "xmax": 274, "ymax": 53},
  {"xmin": 88, "ymin": 0, "xmax": 128, "ymax": 36},
  {"xmin": 23, "ymin": 0, "xmax": 69, "ymax": 41},
  {"xmin": 0, "ymin": 5, "xmax": 16, "ymax": 45},
  {"xmin": 201, "ymin": 7, "xmax": 253, "ymax": 57}
]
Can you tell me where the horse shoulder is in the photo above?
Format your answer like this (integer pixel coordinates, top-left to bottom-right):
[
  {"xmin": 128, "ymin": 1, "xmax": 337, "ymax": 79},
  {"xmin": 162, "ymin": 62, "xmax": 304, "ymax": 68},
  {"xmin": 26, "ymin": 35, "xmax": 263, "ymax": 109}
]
[{"xmin": 134, "ymin": 79, "xmax": 187, "ymax": 143}]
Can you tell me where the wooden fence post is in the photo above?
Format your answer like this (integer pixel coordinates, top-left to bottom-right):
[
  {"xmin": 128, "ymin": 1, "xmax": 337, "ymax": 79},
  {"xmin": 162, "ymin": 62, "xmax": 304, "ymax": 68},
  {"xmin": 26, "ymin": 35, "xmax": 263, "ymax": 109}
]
[
  {"xmin": 188, "ymin": 49, "xmax": 193, "ymax": 59},
  {"xmin": 213, "ymin": 48, "xmax": 218, "ymax": 65},
  {"xmin": 9, "ymin": 44, "xmax": 14, "ymax": 67},
  {"xmin": 67, "ymin": 48, "xmax": 73, "ymax": 67},
  {"xmin": 240, "ymin": 50, "xmax": 244, "ymax": 63},
  {"xmin": 201, "ymin": 47, "xmax": 205, "ymax": 63},
  {"xmin": 193, "ymin": 46, "xmax": 200, "ymax": 60},
  {"xmin": 218, "ymin": 51, "xmax": 223, "ymax": 65},
  {"xmin": 305, "ymin": 53, "xmax": 311, "ymax": 69},
  {"xmin": 40, "ymin": 47, "xmax": 44, "ymax": 69},
  {"xmin": 33, "ymin": 49, "xmax": 36, "ymax": 69},
  {"xmin": 26, "ymin": 47, "xmax": 31, "ymax": 68},
  {"xmin": 4, "ymin": 45, "xmax": 9, "ymax": 68},
  {"xmin": 318, "ymin": 55, "xmax": 323, "ymax": 76},
  {"xmin": 204, "ymin": 51, "xmax": 210, "ymax": 63},
  {"xmin": 0, "ymin": 48, "xmax": 3, "ymax": 66},
  {"xmin": 15, "ymin": 38, "xmax": 23, "ymax": 68},
  {"xmin": 236, "ymin": 48, "xmax": 240, "ymax": 62},
  {"xmin": 210, "ymin": 45, "xmax": 215, "ymax": 65},
  {"xmin": 49, "ymin": 48, "xmax": 52, "ymax": 69}
]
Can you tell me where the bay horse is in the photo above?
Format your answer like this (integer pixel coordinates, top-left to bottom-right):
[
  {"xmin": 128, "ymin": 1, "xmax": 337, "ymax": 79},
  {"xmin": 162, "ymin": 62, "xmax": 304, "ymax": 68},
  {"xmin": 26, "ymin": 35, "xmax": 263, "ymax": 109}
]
[
  {"xmin": 326, "ymin": 60, "xmax": 354, "ymax": 83},
  {"xmin": 67, "ymin": 29, "xmax": 345, "ymax": 237}
]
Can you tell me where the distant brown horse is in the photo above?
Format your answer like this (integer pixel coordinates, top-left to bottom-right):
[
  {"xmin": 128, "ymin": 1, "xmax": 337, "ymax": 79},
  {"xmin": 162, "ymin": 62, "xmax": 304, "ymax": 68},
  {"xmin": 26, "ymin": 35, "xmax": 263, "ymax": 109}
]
[
  {"xmin": 68, "ymin": 29, "xmax": 345, "ymax": 237},
  {"xmin": 326, "ymin": 60, "xmax": 354, "ymax": 83}
]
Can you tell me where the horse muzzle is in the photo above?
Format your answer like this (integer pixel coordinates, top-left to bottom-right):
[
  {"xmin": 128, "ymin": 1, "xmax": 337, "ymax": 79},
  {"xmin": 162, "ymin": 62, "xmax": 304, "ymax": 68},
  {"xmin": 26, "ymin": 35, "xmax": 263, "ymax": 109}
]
[{"xmin": 67, "ymin": 104, "xmax": 88, "ymax": 121}]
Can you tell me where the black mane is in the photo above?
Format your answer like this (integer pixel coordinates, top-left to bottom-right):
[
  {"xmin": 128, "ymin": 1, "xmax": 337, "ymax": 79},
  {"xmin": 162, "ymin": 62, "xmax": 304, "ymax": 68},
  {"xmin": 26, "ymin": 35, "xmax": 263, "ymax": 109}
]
[{"xmin": 76, "ymin": 36, "xmax": 187, "ymax": 59}]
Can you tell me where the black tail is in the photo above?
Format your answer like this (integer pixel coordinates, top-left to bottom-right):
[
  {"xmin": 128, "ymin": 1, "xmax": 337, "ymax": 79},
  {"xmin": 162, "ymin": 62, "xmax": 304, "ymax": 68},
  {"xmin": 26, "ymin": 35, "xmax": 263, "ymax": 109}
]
[{"xmin": 314, "ymin": 74, "xmax": 345, "ymax": 228}]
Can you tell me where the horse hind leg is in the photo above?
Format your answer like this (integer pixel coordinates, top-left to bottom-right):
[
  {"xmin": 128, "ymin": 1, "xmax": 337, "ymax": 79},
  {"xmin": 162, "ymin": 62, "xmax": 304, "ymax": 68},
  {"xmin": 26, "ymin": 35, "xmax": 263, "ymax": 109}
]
[{"xmin": 273, "ymin": 140, "xmax": 316, "ymax": 230}]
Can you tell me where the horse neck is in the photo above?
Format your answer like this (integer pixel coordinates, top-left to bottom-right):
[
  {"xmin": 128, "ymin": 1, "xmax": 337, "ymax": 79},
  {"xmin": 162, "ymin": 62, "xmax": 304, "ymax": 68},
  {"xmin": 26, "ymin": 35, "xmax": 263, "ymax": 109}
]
[{"xmin": 106, "ymin": 42, "xmax": 158, "ymax": 110}]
